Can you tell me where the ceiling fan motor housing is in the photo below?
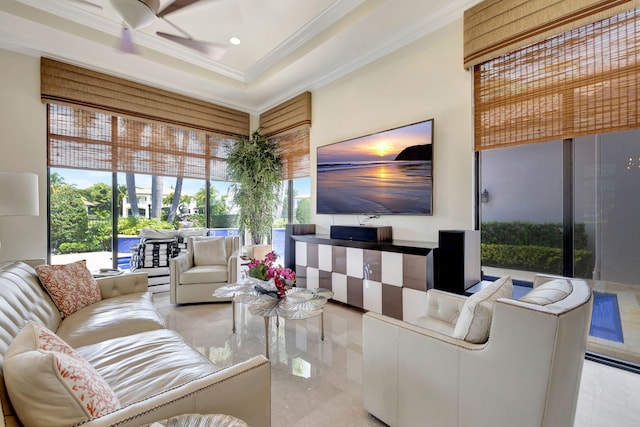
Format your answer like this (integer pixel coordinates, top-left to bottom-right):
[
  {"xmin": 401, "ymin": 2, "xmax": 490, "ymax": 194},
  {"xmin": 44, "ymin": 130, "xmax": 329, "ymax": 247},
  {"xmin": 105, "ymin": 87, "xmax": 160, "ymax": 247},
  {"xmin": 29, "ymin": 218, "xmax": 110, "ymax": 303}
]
[{"xmin": 109, "ymin": 0, "xmax": 160, "ymax": 29}]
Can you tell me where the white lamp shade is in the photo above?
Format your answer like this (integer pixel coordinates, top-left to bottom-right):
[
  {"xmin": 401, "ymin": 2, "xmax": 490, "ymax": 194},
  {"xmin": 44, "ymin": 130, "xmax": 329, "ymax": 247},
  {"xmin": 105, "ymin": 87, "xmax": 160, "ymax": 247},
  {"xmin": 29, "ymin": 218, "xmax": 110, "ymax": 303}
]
[{"xmin": 0, "ymin": 172, "xmax": 39, "ymax": 216}]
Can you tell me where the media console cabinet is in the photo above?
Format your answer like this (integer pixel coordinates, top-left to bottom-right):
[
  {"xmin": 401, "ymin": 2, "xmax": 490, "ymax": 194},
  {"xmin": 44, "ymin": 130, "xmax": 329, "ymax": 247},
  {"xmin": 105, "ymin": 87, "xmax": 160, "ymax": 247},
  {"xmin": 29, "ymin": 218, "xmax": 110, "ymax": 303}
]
[{"xmin": 290, "ymin": 234, "xmax": 436, "ymax": 323}]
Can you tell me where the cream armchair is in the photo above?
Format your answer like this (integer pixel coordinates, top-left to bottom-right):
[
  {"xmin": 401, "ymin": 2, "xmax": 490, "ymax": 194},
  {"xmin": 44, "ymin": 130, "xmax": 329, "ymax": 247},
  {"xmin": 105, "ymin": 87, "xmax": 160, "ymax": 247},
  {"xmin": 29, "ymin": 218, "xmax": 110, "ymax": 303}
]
[
  {"xmin": 169, "ymin": 235, "xmax": 239, "ymax": 304},
  {"xmin": 363, "ymin": 274, "xmax": 593, "ymax": 427}
]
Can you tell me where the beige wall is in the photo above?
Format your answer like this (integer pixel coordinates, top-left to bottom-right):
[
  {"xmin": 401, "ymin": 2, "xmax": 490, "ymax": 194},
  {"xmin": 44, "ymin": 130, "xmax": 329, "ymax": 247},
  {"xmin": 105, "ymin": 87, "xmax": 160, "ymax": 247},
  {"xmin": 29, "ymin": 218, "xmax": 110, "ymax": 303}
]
[
  {"xmin": 310, "ymin": 19, "xmax": 475, "ymax": 242},
  {"xmin": 0, "ymin": 50, "xmax": 47, "ymax": 262}
]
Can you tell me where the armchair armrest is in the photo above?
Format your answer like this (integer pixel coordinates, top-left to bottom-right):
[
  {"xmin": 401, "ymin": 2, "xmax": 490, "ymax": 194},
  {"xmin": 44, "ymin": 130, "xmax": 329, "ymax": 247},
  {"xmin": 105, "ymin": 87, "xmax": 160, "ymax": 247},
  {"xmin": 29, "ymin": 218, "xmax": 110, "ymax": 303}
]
[
  {"xmin": 80, "ymin": 356, "xmax": 271, "ymax": 427},
  {"xmin": 169, "ymin": 253, "xmax": 193, "ymax": 277},
  {"xmin": 169, "ymin": 253, "xmax": 193, "ymax": 304},
  {"xmin": 228, "ymin": 251, "xmax": 239, "ymax": 284},
  {"xmin": 96, "ymin": 272, "xmax": 149, "ymax": 299}
]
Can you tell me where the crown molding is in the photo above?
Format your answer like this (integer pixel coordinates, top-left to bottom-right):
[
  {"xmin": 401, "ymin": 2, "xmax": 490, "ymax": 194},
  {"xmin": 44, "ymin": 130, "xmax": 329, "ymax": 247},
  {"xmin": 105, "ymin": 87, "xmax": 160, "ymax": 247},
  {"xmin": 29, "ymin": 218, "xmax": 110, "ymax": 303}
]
[
  {"xmin": 244, "ymin": 0, "xmax": 366, "ymax": 83},
  {"xmin": 255, "ymin": 0, "xmax": 478, "ymax": 113}
]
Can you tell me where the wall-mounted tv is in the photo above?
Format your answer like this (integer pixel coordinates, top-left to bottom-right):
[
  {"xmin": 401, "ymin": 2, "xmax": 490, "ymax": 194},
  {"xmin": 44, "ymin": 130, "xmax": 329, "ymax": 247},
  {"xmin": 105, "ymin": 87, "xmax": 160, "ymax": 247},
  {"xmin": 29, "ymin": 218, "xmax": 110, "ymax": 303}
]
[{"xmin": 316, "ymin": 118, "xmax": 433, "ymax": 215}]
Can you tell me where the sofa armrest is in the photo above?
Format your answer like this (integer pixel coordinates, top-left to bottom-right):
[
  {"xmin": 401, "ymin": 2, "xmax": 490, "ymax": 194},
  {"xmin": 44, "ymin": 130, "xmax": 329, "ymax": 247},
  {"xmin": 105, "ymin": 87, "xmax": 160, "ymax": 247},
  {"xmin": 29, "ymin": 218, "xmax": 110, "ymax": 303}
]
[
  {"xmin": 96, "ymin": 272, "xmax": 149, "ymax": 299},
  {"xmin": 79, "ymin": 356, "xmax": 271, "ymax": 427},
  {"xmin": 424, "ymin": 289, "xmax": 467, "ymax": 325}
]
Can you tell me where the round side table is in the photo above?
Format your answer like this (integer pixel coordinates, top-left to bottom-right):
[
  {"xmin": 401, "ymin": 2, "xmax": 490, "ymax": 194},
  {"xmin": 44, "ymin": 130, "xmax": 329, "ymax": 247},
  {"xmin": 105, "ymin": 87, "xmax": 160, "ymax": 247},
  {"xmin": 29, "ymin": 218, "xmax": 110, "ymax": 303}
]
[{"xmin": 142, "ymin": 413, "xmax": 248, "ymax": 427}]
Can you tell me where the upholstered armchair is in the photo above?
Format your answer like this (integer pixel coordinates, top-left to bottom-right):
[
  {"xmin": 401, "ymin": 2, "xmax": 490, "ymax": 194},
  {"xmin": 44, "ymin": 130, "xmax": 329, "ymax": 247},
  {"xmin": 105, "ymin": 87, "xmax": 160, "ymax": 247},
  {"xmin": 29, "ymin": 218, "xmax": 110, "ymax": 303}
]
[
  {"xmin": 169, "ymin": 236, "xmax": 239, "ymax": 304},
  {"xmin": 363, "ymin": 274, "xmax": 593, "ymax": 427}
]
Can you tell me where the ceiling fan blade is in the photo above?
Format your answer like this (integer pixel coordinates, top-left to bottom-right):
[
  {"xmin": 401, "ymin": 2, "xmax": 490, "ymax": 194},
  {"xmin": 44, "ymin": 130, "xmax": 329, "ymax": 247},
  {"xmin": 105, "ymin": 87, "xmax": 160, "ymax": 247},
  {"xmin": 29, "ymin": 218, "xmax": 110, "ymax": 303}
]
[
  {"xmin": 157, "ymin": 0, "xmax": 205, "ymax": 18},
  {"xmin": 156, "ymin": 31, "xmax": 227, "ymax": 59},
  {"xmin": 118, "ymin": 27, "xmax": 138, "ymax": 54}
]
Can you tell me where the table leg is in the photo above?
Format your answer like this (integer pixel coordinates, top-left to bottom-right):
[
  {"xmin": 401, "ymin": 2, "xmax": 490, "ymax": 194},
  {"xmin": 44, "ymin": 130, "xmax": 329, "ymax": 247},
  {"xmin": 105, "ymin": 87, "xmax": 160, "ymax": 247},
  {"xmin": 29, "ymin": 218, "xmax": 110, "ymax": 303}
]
[
  {"xmin": 321, "ymin": 311, "xmax": 325, "ymax": 340},
  {"xmin": 232, "ymin": 301, "xmax": 236, "ymax": 334},
  {"xmin": 264, "ymin": 317, "xmax": 270, "ymax": 358}
]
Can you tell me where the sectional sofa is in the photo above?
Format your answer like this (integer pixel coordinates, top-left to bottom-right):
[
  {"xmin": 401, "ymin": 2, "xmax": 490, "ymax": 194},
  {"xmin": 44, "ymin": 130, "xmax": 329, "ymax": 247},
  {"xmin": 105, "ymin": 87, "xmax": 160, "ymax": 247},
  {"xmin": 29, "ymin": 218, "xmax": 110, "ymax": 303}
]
[{"xmin": 0, "ymin": 260, "xmax": 271, "ymax": 427}]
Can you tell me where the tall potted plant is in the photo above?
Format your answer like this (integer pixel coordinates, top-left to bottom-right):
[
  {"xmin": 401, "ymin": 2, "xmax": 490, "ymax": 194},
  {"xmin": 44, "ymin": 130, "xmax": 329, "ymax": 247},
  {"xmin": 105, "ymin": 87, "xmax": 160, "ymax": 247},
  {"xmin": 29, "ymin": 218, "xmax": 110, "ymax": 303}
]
[{"xmin": 226, "ymin": 129, "xmax": 282, "ymax": 246}]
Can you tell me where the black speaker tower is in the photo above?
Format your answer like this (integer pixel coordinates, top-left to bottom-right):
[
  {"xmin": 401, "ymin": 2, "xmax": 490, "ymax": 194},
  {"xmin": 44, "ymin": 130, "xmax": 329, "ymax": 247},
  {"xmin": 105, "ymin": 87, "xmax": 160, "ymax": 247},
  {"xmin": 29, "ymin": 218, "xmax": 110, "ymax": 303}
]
[{"xmin": 435, "ymin": 230, "xmax": 481, "ymax": 294}]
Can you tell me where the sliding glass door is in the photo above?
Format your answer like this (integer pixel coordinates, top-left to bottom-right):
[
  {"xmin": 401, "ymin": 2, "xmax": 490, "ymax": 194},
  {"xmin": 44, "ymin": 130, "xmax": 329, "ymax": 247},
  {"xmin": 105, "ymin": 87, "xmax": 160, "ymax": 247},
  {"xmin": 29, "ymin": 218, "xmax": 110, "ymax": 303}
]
[{"xmin": 480, "ymin": 131, "xmax": 640, "ymax": 366}]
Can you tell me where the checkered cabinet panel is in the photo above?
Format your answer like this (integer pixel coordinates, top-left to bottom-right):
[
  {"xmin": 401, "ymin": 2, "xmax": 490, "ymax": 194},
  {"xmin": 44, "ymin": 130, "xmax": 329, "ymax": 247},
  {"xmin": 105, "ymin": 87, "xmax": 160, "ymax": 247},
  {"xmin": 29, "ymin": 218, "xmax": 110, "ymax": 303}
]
[{"xmin": 294, "ymin": 241, "xmax": 428, "ymax": 321}]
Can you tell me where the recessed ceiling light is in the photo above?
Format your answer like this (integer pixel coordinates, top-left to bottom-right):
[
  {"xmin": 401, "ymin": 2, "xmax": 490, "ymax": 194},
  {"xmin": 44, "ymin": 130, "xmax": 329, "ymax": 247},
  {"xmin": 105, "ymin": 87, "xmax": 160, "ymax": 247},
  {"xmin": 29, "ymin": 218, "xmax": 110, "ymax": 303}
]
[{"xmin": 229, "ymin": 37, "xmax": 242, "ymax": 46}]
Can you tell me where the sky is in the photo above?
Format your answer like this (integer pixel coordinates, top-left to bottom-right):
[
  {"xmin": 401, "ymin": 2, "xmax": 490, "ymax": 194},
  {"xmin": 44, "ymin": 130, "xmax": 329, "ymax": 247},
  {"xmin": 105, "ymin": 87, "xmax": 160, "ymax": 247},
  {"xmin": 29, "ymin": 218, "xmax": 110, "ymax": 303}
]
[
  {"xmin": 317, "ymin": 119, "xmax": 433, "ymax": 163},
  {"xmin": 52, "ymin": 169, "xmax": 311, "ymax": 198},
  {"xmin": 53, "ymin": 169, "xmax": 228, "ymax": 196}
]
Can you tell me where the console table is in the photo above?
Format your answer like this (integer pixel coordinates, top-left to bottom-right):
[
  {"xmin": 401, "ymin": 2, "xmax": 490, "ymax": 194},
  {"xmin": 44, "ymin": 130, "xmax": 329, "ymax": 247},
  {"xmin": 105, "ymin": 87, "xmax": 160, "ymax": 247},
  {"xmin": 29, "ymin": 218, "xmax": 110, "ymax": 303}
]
[{"xmin": 290, "ymin": 234, "xmax": 436, "ymax": 323}]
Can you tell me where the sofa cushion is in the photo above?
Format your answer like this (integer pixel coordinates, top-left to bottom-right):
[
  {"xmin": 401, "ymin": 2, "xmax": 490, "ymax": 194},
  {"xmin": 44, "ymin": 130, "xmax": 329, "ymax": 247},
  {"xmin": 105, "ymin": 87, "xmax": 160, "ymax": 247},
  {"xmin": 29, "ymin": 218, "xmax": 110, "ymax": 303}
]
[
  {"xmin": 4, "ymin": 321, "xmax": 121, "ymax": 427},
  {"xmin": 452, "ymin": 276, "xmax": 512, "ymax": 343},
  {"xmin": 180, "ymin": 265, "xmax": 229, "ymax": 285},
  {"xmin": 76, "ymin": 329, "xmax": 220, "ymax": 406},
  {"xmin": 56, "ymin": 292, "xmax": 165, "ymax": 348},
  {"xmin": 193, "ymin": 237, "xmax": 227, "ymax": 266},
  {"xmin": 35, "ymin": 260, "xmax": 102, "ymax": 318},
  {"xmin": 519, "ymin": 278, "xmax": 573, "ymax": 306}
]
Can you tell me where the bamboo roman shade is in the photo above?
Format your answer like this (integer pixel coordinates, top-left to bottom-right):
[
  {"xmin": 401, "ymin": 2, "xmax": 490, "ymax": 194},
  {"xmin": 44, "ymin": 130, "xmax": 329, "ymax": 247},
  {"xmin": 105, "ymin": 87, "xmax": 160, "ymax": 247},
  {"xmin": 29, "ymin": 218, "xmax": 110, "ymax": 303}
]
[
  {"xmin": 41, "ymin": 58, "xmax": 249, "ymax": 136},
  {"xmin": 48, "ymin": 104, "xmax": 233, "ymax": 181},
  {"xmin": 43, "ymin": 58, "xmax": 249, "ymax": 181},
  {"xmin": 464, "ymin": 0, "xmax": 640, "ymax": 69},
  {"xmin": 259, "ymin": 92, "xmax": 312, "ymax": 180},
  {"xmin": 473, "ymin": 6, "xmax": 640, "ymax": 150}
]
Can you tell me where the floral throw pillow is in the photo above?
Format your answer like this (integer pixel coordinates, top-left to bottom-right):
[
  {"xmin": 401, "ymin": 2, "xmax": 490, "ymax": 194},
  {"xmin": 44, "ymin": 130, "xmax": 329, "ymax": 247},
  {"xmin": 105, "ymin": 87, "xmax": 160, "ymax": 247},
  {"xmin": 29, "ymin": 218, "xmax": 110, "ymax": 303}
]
[
  {"xmin": 4, "ymin": 321, "xmax": 121, "ymax": 427},
  {"xmin": 36, "ymin": 260, "xmax": 102, "ymax": 318},
  {"xmin": 27, "ymin": 320, "xmax": 78, "ymax": 356}
]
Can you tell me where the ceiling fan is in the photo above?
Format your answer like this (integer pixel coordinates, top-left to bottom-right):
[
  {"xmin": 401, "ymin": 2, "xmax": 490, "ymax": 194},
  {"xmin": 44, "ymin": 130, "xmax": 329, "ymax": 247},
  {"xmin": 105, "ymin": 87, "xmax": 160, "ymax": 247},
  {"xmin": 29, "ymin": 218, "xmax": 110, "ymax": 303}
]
[{"xmin": 68, "ymin": 0, "xmax": 228, "ymax": 58}]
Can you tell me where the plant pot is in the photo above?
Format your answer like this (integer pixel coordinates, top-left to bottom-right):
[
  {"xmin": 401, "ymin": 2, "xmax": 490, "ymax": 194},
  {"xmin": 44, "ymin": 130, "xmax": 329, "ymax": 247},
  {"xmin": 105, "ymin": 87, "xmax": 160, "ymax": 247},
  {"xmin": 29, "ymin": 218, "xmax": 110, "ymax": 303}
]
[{"xmin": 246, "ymin": 244, "xmax": 272, "ymax": 261}]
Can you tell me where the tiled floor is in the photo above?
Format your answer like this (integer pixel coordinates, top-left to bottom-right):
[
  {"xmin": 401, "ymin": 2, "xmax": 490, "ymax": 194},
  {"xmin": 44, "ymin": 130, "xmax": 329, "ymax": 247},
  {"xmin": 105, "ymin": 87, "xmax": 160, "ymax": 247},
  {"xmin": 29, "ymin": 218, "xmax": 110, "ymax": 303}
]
[{"xmin": 153, "ymin": 291, "xmax": 640, "ymax": 427}]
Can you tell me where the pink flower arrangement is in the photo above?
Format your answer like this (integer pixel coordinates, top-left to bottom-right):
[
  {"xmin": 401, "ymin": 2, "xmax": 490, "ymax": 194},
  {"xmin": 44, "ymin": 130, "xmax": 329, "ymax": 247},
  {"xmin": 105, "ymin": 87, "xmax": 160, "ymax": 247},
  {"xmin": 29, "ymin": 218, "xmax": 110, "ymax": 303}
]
[{"xmin": 247, "ymin": 251, "xmax": 296, "ymax": 299}]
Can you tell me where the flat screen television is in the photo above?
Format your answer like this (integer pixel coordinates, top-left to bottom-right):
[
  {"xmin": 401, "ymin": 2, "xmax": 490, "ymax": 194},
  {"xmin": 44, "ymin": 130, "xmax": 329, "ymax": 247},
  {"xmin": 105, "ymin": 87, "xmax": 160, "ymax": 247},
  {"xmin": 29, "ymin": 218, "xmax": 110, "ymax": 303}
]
[{"xmin": 316, "ymin": 118, "xmax": 433, "ymax": 215}]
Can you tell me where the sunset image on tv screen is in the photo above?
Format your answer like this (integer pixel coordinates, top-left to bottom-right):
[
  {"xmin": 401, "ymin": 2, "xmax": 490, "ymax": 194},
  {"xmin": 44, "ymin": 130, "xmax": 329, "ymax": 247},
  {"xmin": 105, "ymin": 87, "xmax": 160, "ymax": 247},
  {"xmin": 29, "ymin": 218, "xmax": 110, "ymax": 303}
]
[{"xmin": 316, "ymin": 119, "xmax": 433, "ymax": 215}]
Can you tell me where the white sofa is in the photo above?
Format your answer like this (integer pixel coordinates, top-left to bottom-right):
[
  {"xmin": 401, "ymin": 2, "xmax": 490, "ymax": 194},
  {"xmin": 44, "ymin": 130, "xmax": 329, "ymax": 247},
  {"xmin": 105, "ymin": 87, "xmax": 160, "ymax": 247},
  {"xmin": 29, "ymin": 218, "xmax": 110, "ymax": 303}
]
[
  {"xmin": 0, "ymin": 261, "xmax": 270, "ymax": 427},
  {"xmin": 363, "ymin": 275, "xmax": 593, "ymax": 427},
  {"xmin": 169, "ymin": 236, "xmax": 239, "ymax": 304}
]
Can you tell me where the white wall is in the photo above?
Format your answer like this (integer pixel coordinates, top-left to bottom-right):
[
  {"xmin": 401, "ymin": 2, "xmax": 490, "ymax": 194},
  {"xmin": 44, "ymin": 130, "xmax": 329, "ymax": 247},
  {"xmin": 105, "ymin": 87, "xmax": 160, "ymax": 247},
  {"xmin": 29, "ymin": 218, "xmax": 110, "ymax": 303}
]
[
  {"xmin": 0, "ymin": 50, "xmax": 47, "ymax": 262},
  {"xmin": 310, "ymin": 19, "xmax": 474, "ymax": 243}
]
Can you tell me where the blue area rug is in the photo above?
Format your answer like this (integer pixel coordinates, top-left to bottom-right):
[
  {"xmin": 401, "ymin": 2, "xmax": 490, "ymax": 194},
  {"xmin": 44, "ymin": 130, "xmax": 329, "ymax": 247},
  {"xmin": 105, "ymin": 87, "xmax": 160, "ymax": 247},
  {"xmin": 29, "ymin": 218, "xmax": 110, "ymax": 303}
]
[{"xmin": 590, "ymin": 291, "xmax": 624, "ymax": 343}]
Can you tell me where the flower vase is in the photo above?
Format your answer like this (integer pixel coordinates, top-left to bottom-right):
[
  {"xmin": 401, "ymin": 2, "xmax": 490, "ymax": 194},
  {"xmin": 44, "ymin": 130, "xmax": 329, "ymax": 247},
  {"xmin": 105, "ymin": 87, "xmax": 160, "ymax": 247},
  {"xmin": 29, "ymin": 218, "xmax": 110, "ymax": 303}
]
[{"xmin": 249, "ymin": 277, "xmax": 280, "ymax": 298}]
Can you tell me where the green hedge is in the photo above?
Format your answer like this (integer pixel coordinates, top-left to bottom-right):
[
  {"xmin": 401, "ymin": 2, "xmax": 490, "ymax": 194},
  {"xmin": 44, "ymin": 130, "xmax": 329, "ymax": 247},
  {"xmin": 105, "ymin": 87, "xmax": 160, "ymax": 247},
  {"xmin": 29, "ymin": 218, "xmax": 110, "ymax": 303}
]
[
  {"xmin": 481, "ymin": 244, "xmax": 593, "ymax": 277},
  {"xmin": 481, "ymin": 221, "xmax": 588, "ymax": 250},
  {"xmin": 480, "ymin": 221, "xmax": 593, "ymax": 277}
]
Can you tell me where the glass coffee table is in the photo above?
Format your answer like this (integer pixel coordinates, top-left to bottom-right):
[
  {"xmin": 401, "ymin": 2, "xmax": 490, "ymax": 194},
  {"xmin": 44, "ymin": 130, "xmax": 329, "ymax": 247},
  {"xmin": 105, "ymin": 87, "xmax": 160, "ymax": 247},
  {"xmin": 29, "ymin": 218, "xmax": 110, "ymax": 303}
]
[{"xmin": 215, "ymin": 281, "xmax": 334, "ymax": 358}]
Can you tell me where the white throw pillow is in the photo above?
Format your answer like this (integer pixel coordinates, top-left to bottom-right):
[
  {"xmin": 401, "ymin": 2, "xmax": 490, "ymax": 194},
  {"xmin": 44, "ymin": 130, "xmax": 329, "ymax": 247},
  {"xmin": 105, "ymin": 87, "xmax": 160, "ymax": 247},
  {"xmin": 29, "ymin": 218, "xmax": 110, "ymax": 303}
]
[
  {"xmin": 452, "ymin": 276, "xmax": 513, "ymax": 343},
  {"xmin": 519, "ymin": 278, "xmax": 572, "ymax": 305},
  {"xmin": 193, "ymin": 237, "xmax": 227, "ymax": 266},
  {"xmin": 4, "ymin": 321, "xmax": 121, "ymax": 427}
]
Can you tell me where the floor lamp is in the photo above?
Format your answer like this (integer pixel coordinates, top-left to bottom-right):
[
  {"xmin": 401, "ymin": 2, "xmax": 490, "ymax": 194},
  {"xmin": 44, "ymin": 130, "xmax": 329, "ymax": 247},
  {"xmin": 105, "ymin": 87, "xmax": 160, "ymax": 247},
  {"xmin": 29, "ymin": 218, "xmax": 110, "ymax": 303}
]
[{"xmin": 0, "ymin": 171, "xmax": 40, "ymax": 253}]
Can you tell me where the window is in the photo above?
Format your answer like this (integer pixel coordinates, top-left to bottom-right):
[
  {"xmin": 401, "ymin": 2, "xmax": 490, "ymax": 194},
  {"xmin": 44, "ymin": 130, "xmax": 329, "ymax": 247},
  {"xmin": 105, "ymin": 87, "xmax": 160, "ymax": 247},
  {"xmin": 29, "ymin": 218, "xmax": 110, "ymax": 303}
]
[{"xmin": 480, "ymin": 133, "xmax": 640, "ymax": 367}]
